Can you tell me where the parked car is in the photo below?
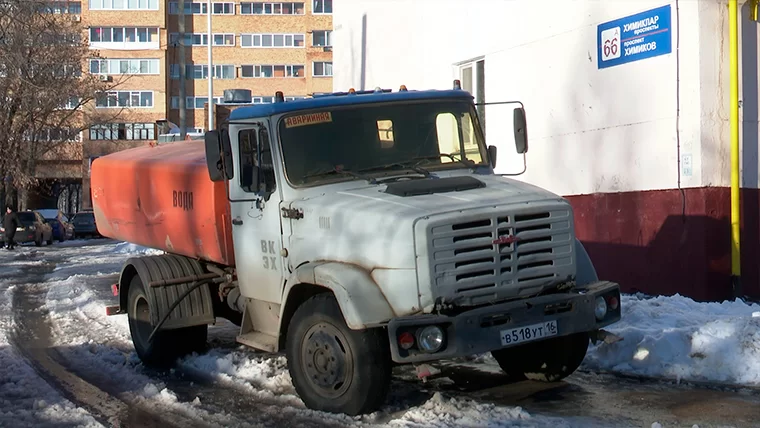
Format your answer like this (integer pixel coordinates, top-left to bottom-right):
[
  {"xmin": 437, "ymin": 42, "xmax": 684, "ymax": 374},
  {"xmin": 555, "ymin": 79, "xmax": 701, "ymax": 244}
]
[
  {"xmin": 36, "ymin": 209, "xmax": 75, "ymax": 242},
  {"xmin": 0, "ymin": 210, "xmax": 54, "ymax": 246},
  {"xmin": 71, "ymin": 210, "xmax": 100, "ymax": 238}
]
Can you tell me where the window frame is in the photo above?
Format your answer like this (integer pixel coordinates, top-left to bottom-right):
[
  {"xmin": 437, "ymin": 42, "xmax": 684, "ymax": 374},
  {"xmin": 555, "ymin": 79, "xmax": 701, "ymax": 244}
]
[{"xmin": 312, "ymin": 61, "xmax": 332, "ymax": 77}]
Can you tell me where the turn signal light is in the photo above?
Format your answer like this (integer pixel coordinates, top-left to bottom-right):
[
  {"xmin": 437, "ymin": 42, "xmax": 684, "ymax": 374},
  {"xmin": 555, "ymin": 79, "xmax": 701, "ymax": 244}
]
[
  {"xmin": 398, "ymin": 332, "xmax": 415, "ymax": 350},
  {"xmin": 606, "ymin": 295, "xmax": 619, "ymax": 311}
]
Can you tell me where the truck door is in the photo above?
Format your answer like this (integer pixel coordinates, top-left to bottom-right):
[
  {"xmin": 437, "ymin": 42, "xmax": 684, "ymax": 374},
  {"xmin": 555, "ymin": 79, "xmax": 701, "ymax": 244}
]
[{"xmin": 229, "ymin": 124, "xmax": 286, "ymax": 304}]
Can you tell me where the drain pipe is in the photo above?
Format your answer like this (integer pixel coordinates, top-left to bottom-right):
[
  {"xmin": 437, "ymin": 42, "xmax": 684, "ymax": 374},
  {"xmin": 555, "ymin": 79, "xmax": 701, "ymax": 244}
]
[{"xmin": 729, "ymin": 0, "xmax": 742, "ymax": 299}]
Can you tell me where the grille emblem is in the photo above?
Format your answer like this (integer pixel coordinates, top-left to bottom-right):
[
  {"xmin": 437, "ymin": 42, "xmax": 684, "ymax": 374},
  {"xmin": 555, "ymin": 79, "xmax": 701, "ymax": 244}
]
[{"xmin": 493, "ymin": 235, "xmax": 520, "ymax": 245}]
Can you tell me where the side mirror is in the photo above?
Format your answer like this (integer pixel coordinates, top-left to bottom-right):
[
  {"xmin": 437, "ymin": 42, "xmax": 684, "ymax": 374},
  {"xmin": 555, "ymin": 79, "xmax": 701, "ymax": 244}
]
[
  {"xmin": 204, "ymin": 130, "xmax": 234, "ymax": 181},
  {"xmin": 487, "ymin": 145, "xmax": 497, "ymax": 169},
  {"xmin": 513, "ymin": 107, "xmax": 528, "ymax": 154}
]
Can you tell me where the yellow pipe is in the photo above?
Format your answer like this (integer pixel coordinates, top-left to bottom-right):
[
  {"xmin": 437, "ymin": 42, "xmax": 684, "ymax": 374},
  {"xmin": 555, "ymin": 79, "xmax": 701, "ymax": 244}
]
[{"xmin": 729, "ymin": 0, "xmax": 741, "ymax": 290}]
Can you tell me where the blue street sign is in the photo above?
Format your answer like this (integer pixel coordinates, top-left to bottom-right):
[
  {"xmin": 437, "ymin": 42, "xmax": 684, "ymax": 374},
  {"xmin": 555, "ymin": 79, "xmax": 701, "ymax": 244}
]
[{"xmin": 597, "ymin": 5, "xmax": 672, "ymax": 69}]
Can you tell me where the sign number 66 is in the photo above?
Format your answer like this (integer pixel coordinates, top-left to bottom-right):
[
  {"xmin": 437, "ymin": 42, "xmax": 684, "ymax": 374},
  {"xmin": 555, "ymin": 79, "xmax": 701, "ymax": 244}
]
[{"xmin": 603, "ymin": 38, "xmax": 619, "ymax": 58}]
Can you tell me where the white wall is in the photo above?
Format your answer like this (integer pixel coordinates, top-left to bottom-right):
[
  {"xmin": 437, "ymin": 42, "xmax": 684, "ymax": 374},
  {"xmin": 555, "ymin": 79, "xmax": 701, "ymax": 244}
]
[{"xmin": 333, "ymin": 0, "xmax": 733, "ymax": 196}]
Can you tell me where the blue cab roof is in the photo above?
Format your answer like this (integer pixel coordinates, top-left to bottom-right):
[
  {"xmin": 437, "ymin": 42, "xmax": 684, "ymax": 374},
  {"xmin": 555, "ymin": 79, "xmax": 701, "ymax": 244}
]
[{"xmin": 227, "ymin": 89, "xmax": 474, "ymax": 121}]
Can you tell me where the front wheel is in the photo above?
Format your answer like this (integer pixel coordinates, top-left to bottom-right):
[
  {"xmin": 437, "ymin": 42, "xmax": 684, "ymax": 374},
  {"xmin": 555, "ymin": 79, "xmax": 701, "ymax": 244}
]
[
  {"xmin": 127, "ymin": 275, "xmax": 208, "ymax": 368},
  {"xmin": 491, "ymin": 332, "xmax": 590, "ymax": 382},
  {"xmin": 286, "ymin": 293, "xmax": 391, "ymax": 416}
]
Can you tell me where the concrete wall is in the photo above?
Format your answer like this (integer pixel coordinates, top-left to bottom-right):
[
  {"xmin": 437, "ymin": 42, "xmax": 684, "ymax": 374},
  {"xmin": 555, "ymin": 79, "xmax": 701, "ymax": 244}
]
[{"xmin": 333, "ymin": 0, "xmax": 730, "ymax": 197}]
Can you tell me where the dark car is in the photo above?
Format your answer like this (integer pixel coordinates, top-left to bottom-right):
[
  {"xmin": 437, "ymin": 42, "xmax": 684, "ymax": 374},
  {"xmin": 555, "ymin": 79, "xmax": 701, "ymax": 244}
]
[
  {"xmin": 37, "ymin": 209, "xmax": 75, "ymax": 242},
  {"xmin": 0, "ymin": 210, "xmax": 54, "ymax": 246},
  {"xmin": 71, "ymin": 210, "xmax": 100, "ymax": 238}
]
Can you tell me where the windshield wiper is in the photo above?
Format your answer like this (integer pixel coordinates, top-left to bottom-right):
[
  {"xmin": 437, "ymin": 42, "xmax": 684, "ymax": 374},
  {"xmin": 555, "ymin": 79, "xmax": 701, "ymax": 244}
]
[
  {"xmin": 413, "ymin": 153, "xmax": 475, "ymax": 168},
  {"xmin": 358, "ymin": 162, "xmax": 433, "ymax": 178},
  {"xmin": 301, "ymin": 166, "xmax": 378, "ymax": 184}
]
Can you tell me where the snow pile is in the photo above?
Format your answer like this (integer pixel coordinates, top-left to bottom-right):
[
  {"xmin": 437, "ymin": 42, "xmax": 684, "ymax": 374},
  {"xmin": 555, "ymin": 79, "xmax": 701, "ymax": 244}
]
[
  {"xmin": 584, "ymin": 293, "xmax": 760, "ymax": 386},
  {"xmin": 111, "ymin": 241, "xmax": 164, "ymax": 256},
  {"xmin": 388, "ymin": 392, "xmax": 570, "ymax": 428}
]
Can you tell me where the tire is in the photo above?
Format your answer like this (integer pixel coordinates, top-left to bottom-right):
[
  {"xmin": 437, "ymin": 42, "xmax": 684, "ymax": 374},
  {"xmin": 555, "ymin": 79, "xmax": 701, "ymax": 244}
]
[
  {"xmin": 46, "ymin": 236, "xmax": 53, "ymax": 245},
  {"xmin": 491, "ymin": 332, "xmax": 590, "ymax": 382},
  {"xmin": 126, "ymin": 275, "xmax": 208, "ymax": 368},
  {"xmin": 35, "ymin": 234, "xmax": 42, "ymax": 246},
  {"xmin": 286, "ymin": 293, "xmax": 391, "ymax": 416}
]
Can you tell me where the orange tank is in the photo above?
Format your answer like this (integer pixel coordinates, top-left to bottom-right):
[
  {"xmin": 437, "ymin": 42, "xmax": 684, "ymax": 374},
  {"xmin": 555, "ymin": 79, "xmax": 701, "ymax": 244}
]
[{"xmin": 90, "ymin": 141, "xmax": 235, "ymax": 267}]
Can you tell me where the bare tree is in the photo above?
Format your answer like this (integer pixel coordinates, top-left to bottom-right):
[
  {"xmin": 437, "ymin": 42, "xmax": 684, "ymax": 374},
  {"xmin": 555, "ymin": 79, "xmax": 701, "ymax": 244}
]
[{"xmin": 0, "ymin": 0, "xmax": 130, "ymax": 207}]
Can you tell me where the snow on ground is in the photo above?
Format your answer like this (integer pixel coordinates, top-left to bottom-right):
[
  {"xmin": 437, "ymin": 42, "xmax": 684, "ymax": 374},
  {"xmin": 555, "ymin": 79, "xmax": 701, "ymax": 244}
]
[{"xmin": 0, "ymin": 242, "xmax": 102, "ymax": 427}]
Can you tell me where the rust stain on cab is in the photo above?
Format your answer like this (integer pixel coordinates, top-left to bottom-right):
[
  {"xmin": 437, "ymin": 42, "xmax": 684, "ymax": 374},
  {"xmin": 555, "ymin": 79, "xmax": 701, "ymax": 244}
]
[{"xmin": 91, "ymin": 141, "xmax": 236, "ymax": 267}]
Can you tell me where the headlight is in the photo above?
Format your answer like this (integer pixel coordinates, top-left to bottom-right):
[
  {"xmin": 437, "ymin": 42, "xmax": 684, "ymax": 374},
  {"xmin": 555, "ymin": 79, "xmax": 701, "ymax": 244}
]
[
  {"xmin": 594, "ymin": 296, "xmax": 608, "ymax": 320},
  {"xmin": 417, "ymin": 326, "xmax": 445, "ymax": 353},
  {"xmin": 29, "ymin": 225, "xmax": 36, "ymax": 231}
]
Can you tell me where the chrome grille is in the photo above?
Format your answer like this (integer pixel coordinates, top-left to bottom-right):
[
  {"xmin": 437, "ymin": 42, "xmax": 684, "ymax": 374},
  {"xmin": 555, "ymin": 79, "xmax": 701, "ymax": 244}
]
[{"xmin": 427, "ymin": 206, "xmax": 574, "ymax": 305}]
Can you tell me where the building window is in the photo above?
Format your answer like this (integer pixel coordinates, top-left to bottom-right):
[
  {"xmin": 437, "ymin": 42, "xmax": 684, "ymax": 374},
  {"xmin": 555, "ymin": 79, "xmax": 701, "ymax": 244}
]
[
  {"xmin": 41, "ymin": 1, "xmax": 82, "ymax": 14},
  {"xmin": 312, "ymin": 30, "xmax": 331, "ymax": 47},
  {"xmin": 458, "ymin": 58, "xmax": 486, "ymax": 135},
  {"xmin": 312, "ymin": 0, "xmax": 331, "ymax": 14},
  {"xmin": 240, "ymin": 2, "xmax": 305, "ymax": 15},
  {"xmin": 169, "ymin": 33, "xmax": 234, "ymax": 47},
  {"xmin": 212, "ymin": 2, "xmax": 234, "ymax": 14},
  {"xmin": 26, "ymin": 128, "xmax": 81, "ymax": 142},
  {"xmin": 88, "ymin": 0, "xmax": 158, "ymax": 10},
  {"xmin": 89, "ymin": 123, "xmax": 156, "ymax": 140},
  {"xmin": 95, "ymin": 91, "xmax": 154, "ymax": 108},
  {"xmin": 240, "ymin": 64, "xmax": 304, "ymax": 78},
  {"xmin": 240, "ymin": 33, "xmax": 305, "ymax": 48},
  {"xmin": 88, "ymin": 58, "xmax": 160, "ymax": 75},
  {"xmin": 168, "ymin": 1, "xmax": 207, "ymax": 14},
  {"xmin": 312, "ymin": 61, "xmax": 332, "ymax": 77},
  {"xmin": 170, "ymin": 64, "xmax": 235, "ymax": 79},
  {"xmin": 171, "ymin": 96, "xmax": 223, "ymax": 109},
  {"xmin": 89, "ymin": 27, "xmax": 160, "ymax": 49},
  {"xmin": 61, "ymin": 96, "xmax": 82, "ymax": 110}
]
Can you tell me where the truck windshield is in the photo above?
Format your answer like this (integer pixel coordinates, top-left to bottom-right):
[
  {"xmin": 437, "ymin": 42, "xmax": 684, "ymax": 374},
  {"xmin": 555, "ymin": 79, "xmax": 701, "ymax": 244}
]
[{"xmin": 277, "ymin": 100, "xmax": 487, "ymax": 186}]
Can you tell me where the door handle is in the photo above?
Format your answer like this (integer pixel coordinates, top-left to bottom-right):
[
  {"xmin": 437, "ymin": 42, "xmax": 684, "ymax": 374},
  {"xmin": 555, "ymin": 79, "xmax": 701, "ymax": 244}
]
[{"xmin": 232, "ymin": 217, "xmax": 243, "ymax": 226}]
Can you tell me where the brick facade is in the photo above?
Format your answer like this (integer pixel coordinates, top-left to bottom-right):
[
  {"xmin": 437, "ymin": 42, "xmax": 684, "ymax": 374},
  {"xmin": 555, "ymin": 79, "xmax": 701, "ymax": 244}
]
[{"xmin": 75, "ymin": 1, "xmax": 333, "ymax": 209}]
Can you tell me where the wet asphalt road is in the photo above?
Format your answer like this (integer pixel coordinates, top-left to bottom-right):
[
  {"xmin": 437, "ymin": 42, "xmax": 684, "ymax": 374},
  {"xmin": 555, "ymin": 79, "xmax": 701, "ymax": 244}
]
[{"xmin": 4, "ymin": 240, "xmax": 760, "ymax": 428}]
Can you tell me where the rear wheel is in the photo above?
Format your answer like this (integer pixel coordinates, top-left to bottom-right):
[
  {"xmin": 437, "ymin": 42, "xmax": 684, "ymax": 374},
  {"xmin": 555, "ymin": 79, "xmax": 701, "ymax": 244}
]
[
  {"xmin": 127, "ymin": 275, "xmax": 208, "ymax": 368},
  {"xmin": 34, "ymin": 234, "xmax": 42, "ymax": 246},
  {"xmin": 491, "ymin": 332, "xmax": 590, "ymax": 382},
  {"xmin": 286, "ymin": 293, "xmax": 391, "ymax": 416}
]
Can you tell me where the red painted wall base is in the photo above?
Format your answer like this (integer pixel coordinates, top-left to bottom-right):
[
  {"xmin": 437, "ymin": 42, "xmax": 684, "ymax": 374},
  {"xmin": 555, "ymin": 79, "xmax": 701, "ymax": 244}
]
[{"xmin": 566, "ymin": 187, "xmax": 759, "ymax": 302}]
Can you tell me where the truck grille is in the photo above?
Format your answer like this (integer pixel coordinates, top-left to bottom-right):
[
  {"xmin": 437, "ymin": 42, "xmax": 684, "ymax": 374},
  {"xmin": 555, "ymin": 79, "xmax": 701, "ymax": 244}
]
[{"xmin": 427, "ymin": 206, "xmax": 574, "ymax": 305}]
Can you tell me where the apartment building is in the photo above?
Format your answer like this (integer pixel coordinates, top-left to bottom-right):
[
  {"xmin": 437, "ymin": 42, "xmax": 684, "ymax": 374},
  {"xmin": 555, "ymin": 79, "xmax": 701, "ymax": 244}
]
[{"xmin": 75, "ymin": 0, "xmax": 334, "ymax": 208}]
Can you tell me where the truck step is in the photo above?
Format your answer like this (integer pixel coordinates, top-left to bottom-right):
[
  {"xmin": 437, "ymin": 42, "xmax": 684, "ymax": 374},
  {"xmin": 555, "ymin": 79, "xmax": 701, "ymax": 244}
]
[{"xmin": 236, "ymin": 331, "xmax": 278, "ymax": 353}]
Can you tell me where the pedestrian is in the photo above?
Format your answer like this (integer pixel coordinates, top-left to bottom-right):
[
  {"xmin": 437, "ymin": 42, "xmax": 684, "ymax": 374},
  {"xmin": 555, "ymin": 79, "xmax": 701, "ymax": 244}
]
[{"xmin": 3, "ymin": 204, "xmax": 19, "ymax": 250}]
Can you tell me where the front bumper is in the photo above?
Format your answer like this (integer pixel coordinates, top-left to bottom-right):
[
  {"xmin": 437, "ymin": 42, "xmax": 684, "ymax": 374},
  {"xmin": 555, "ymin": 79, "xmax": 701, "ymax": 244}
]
[{"xmin": 387, "ymin": 280, "xmax": 621, "ymax": 364}]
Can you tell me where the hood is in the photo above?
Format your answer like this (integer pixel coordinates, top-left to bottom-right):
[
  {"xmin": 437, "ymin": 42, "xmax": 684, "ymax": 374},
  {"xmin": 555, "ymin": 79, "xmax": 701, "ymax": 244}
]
[{"xmin": 285, "ymin": 172, "xmax": 568, "ymax": 271}]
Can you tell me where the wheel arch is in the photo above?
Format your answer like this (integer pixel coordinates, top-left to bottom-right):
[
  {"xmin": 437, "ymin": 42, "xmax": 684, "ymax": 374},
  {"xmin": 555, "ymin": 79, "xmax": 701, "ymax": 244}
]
[{"xmin": 278, "ymin": 261, "xmax": 396, "ymax": 348}]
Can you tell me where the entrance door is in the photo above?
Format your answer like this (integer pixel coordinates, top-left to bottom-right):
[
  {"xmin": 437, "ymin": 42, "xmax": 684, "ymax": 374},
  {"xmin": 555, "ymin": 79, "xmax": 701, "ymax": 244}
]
[{"xmin": 229, "ymin": 124, "xmax": 286, "ymax": 304}]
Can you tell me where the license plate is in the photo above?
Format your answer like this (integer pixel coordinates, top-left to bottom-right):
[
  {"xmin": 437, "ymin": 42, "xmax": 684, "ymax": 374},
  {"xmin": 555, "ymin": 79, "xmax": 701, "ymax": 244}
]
[{"xmin": 500, "ymin": 320, "xmax": 558, "ymax": 346}]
